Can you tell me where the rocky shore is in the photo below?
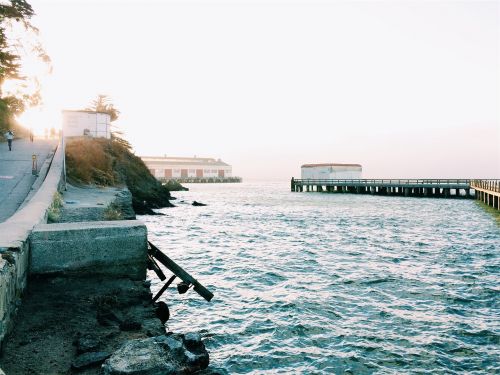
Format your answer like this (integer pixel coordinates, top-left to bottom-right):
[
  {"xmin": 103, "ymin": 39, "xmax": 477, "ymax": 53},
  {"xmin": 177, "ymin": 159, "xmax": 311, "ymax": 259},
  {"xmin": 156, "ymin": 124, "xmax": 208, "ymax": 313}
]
[
  {"xmin": 0, "ymin": 181, "xmax": 214, "ymax": 374},
  {"xmin": 0, "ymin": 276, "xmax": 210, "ymax": 374}
]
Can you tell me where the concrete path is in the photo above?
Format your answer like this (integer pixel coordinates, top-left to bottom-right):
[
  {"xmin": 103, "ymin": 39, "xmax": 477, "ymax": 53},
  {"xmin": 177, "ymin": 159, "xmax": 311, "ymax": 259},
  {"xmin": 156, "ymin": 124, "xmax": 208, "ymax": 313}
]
[{"xmin": 0, "ymin": 138, "xmax": 57, "ymax": 223}]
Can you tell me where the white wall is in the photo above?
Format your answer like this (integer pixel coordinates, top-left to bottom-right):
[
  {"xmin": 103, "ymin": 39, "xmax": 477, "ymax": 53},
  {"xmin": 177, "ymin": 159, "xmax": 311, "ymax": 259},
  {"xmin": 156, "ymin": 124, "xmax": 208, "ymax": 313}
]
[
  {"xmin": 301, "ymin": 166, "xmax": 362, "ymax": 179},
  {"xmin": 62, "ymin": 111, "xmax": 111, "ymax": 139}
]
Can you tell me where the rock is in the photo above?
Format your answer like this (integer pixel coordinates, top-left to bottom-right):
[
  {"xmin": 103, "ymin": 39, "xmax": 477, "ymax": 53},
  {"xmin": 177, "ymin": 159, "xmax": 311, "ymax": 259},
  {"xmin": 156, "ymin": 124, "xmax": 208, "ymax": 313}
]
[
  {"xmin": 184, "ymin": 348, "xmax": 209, "ymax": 370},
  {"xmin": 154, "ymin": 301, "xmax": 170, "ymax": 325},
  {"xmin": 192, "ymin": 201, "xmax": 207, "ymax": 206},
  {"xmin": 72, "ymin": 351, "xmax": 110, "ymax": 370},
  {"xmin": 97, "ymin": 308, "xmax": 122, "ymax": 326},
  {"xmin": 156, "ymin": 334, "xmax": 185, "ymax": 359},
  {"xmin": 114, "ymin": 189, "xmax": 136, "ymax": 220},
  {"xmin": 102, "ymin": 334, "xmax": 209, "ymax": 375},
  {"xmin": 183, "ymin": 333, "xmax": 202, "ymax": 351},
  {"xmin": 102, "ymin": 337, "xmax": 175, "ymax": 375},
  {"xmin": 202, "ymin": 367, "xmax": 230, "ymax": 375},
  {"xmin": 119, "ymin": 317, "xmax": 142, "ymax": 331},
  {"xmin": 74, "ymin": 335, "xmax": 100, "ymax": 354}
]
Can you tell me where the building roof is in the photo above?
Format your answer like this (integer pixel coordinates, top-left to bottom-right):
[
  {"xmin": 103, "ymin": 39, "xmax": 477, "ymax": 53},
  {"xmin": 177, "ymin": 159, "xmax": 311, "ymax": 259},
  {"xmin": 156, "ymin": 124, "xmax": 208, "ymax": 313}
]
[
  {"xmin": 141, "ymin": 156, "xmax": 230, "ymax": 167},
  {"xmin": 62, "ymin": 109, "xmax": 111, "ymax": 116},
  {"xmin": 301, "ymin": 163, "xmax": 362, "ymax": 168}
]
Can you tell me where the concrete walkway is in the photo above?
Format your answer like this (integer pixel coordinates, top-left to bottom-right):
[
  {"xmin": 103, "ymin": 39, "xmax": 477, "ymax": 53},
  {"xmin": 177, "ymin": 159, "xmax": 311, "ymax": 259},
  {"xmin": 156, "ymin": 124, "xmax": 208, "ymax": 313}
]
[{"xmin": 0, "ymin": 138, "xmax": 57, "ymax": 223}]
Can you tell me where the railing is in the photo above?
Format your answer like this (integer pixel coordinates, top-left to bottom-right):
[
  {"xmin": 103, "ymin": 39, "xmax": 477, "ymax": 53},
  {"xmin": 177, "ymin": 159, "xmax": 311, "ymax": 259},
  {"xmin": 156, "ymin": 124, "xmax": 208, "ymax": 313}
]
[
  {"xmin": 470, "ymin": 180, "xmax": 500, "ymax": 193},
  {"xmin": 292, "ymin": 179, "xmax": 473, "ymax": 186},
  {"xmin": 159, "ymin": 176, "xmax": 242, "ymax": 183}
]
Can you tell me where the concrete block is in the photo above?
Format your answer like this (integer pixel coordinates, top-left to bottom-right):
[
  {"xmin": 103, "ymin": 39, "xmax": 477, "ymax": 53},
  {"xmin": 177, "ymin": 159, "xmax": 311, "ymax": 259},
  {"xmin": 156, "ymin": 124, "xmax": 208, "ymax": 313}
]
[{"xmin": 30, "ymin": 220, "xmax": 147, "ymax": 280}]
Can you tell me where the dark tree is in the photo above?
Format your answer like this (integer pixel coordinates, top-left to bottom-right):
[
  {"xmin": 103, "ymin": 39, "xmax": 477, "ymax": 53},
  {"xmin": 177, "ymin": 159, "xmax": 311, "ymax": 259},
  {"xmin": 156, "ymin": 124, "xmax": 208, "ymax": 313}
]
[
  {"xmin": 0, "ymin": 0, "xmax": 50, "ymax": 133},
  {"xmin": 86, "ymin": 94, "xmax": 120, "ymax": 122}
]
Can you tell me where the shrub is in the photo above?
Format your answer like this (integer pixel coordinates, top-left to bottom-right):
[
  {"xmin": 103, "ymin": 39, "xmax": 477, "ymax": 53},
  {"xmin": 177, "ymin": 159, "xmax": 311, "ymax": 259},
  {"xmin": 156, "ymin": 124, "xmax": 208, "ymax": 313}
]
[
  {"xmin": 65, "ymin": 136, "xmax": 174, "ymax": 213},
  {"xmin": 47, "ymin": 192, "xmax": 63, "ymax": 223},
  {"xmin": 103, "ymin": 203, "xmax": 123, "ymax": 221}
]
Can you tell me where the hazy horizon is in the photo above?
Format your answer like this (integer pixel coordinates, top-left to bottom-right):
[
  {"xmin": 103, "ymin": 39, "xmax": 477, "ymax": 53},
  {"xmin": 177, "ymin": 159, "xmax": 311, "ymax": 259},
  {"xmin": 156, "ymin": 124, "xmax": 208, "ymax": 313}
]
[{"xmin": 18, "ymin": 0, "xmax": 500, "ymax": 179}]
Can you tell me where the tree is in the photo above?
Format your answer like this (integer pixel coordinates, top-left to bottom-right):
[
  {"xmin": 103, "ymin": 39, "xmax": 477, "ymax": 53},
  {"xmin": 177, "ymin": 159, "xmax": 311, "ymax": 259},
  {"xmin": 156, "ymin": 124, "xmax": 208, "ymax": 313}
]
[
  {"xmin": 86, "ymin": 94, "xmax": 129, "ymax": 149},
  {"xmin": 86, "ymin": 94, "xmax": 120, "ymax": 122},
  {"xmin": 0, "ymin": 0, "xmax": 50, "ymax": 132}
]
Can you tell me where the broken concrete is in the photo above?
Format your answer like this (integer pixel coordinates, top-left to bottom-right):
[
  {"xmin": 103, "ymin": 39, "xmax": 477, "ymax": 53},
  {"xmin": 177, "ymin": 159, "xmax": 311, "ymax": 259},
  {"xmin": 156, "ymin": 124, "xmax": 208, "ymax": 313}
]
[{"xmin": 30, "ymin": 220, "xmax": 147, "ymax": 279}]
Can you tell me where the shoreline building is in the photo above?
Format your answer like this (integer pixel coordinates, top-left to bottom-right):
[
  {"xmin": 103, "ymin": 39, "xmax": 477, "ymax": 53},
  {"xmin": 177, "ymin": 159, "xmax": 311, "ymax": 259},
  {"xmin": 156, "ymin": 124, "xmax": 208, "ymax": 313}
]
[
  {"xmin": 62, "ymin": 110, "xmax": 111, "ymax": 139},
  {"xmin": 141, "ymin": 156, "xmax": 240, "ymax": 183},
  {"xmin": 301, "ymin": 163, "xmax": 362, "ymax": 179}
]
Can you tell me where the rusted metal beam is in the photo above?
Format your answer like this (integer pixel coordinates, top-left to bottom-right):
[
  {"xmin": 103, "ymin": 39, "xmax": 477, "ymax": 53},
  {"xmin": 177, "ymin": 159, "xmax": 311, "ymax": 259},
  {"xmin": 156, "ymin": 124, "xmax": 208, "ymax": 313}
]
[
  {"xmin": 148, "ymin": 254, "xmax": 167, "ymax": 281},
  {"xmin": 152, "ymin": 274, "xmax": 176, "ymax": 303},
  {"xmin": 148, "ymin": 241, "xmax": 214, "ymax": 302}
]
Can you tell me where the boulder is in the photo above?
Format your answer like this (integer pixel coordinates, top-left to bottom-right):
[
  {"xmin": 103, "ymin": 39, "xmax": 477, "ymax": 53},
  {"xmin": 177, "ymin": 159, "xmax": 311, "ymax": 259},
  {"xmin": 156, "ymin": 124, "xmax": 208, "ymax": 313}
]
[
  {"xmin": 74, "ymin": 335, "xmax": 101, "ymax": 354},
  {"xmin": 113, "ymin": 189, "xmax": 136, "ymax": 220},
  {"xmin": 192, "ymin": 201, "xmax": 207, "ymax": 206},
  {"xmin": 119, "ymin": 316, "xmax": 142, "ymax": 331},
  {"xmin": 72, "ymin": 351, "xmax": 110, "ymax": 370},
  {"xmin": 102, "ymin": 334, "xmax": 209, "ymax": 375}
]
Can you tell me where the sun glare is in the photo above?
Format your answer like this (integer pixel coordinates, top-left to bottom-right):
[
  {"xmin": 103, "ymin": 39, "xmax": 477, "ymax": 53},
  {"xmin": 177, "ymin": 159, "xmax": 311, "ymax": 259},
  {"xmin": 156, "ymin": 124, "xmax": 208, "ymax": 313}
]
[{"xmin": 16, "ymin": 107, "xmax": 61, "ymax": 136}]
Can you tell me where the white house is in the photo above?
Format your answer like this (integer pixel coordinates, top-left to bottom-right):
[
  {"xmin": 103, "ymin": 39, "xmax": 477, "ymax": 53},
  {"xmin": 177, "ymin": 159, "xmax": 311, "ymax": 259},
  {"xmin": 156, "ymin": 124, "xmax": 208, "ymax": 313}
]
[
  {"xmin": 141, "ymin": 156, "xmax": 233, "ymax": 179},
  {"xmin": 62, "ymin": 110, "xmax": 111, "ymax": 139},
  {"xmin": 301, "ymin": 163, "xmax": 362, "ymax": 179}
]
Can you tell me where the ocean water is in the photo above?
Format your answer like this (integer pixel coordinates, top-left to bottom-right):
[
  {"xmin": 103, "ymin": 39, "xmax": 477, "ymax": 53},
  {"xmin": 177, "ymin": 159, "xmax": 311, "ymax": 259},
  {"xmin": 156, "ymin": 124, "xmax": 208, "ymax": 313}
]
[{"xmin": 140, "ymin": 181, "xmax": 500, "ymax": 374}]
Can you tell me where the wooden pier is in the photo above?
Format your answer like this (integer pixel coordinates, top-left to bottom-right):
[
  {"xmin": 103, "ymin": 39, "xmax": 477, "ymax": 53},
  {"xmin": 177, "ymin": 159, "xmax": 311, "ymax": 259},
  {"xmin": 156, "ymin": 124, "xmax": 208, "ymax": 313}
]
[
  {"xmin": 290, "ymin": 178, "xmax": 490, "ymax": 199},
  {"xmin": 471, "ymin": 180, "xmax": 500, "ymax": 210}
]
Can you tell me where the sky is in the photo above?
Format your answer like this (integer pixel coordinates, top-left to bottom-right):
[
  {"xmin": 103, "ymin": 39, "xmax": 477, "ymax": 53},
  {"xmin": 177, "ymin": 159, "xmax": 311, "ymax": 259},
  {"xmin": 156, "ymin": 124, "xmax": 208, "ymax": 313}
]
[{"xmin": 16, "ymin": 0, "xmax": 500, "ymax": 180}]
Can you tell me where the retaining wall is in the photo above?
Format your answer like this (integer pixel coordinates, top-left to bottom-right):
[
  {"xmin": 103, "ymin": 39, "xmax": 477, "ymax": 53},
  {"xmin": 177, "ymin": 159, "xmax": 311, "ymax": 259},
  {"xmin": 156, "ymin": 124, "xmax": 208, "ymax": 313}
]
[
  {"xmin": 30, "ymin": 221, "xmax": 147, "ymax": 280},
  {"xmin": 0, "ymin": 141, "xmax": 64, "ymax": 345}
]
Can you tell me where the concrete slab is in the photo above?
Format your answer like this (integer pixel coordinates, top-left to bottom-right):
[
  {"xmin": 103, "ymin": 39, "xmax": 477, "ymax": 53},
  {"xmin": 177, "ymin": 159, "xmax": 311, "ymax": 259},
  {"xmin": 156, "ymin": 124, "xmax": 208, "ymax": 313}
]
[
  {"xmin": 30, "ymin": 220, "xmax": 147, "ymax": 280},
  {"xmin": 59, "ymin": 184, "xmax": 136, "ymax": 222}
]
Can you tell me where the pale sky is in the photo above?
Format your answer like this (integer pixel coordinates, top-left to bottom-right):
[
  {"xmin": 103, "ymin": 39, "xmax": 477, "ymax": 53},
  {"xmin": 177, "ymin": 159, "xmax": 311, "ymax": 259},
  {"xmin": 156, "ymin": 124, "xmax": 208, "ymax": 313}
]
[{"xmin": 18, "ymin": 0, "xmax": 500, "ymax": 179}]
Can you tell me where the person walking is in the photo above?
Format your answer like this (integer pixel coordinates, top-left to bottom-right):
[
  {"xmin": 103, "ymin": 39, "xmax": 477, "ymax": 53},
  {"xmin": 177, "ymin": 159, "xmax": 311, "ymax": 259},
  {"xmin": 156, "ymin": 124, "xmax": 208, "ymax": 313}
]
[{"xmin": 4, "ymin": 130, "xmax": 14, "ymax": 151}]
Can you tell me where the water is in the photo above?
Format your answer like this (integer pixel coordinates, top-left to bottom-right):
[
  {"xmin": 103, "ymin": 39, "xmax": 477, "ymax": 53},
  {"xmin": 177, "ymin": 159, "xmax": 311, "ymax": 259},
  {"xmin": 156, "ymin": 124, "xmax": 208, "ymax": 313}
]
[{"xmin": 140, "ymin": 181, "xmax": 500, "ymax": 374}]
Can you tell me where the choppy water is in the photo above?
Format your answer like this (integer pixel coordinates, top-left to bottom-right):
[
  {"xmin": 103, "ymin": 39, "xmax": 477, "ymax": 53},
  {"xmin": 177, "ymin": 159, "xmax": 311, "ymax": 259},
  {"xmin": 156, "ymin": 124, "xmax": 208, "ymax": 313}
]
[{"xmin": 140, "ymin": 181, "xmax": 500, "ymax": 374}]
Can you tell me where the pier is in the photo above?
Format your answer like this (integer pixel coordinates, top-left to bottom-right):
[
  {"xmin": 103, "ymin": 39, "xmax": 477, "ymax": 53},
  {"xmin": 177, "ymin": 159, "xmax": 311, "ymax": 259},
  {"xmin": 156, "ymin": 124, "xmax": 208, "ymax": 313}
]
[
  {"xmin": 159, "ymin": 176, "xmax": 242, "ymax": 184},
  {"xmin": 290, "ymin": 178, "xmax": 491, "ymax": 199},
  {"xmin": 471, "ymin": 180, "xmax": 500, "ymax": 210}
]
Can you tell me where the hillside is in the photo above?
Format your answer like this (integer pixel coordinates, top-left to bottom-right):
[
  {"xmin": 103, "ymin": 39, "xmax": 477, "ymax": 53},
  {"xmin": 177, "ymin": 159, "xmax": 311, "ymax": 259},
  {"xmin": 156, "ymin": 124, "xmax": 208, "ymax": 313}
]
[{"xmin": 65, "ymin": 136, "xmax": 175, "ymax": 214}]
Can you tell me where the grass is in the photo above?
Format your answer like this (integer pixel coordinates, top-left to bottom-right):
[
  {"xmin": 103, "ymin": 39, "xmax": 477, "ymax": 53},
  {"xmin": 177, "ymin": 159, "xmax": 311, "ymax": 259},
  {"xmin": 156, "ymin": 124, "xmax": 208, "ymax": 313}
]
[
  {"xmin": 65, "ymin": 136, "xmax": 175, "ymax": 213},
  {"xmin": 103, "ymin": 203, "xmax": 123, "ymax": 221},
  {"xmin": 47, "ymin": 192, "xmax": 63, "ymax": 223}
]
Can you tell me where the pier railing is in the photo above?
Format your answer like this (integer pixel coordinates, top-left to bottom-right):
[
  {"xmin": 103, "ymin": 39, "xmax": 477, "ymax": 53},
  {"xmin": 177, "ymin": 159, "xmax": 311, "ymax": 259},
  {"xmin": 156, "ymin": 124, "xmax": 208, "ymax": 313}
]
[
  {"xmin": 470, "ymin": 180, "xmax": 500, "ymax": 210},
  {"xmin": 470, "ymin": 180, "xmax": 500, "ymax": 193},
  {"xmin": 292, "ymin": 179, "xmax": 472, "ymax": 188}
]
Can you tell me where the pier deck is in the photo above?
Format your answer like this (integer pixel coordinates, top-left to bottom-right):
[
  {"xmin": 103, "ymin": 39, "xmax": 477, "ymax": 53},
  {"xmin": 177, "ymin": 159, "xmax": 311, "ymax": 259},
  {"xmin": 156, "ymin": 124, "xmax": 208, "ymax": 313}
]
[
  {"xmin": 471, "ymin": 180, "xmax": 500, "ymax": 210},
  {"xmin": 290, "ymin": 178, "xmax": 494, "ymax": 199}
]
